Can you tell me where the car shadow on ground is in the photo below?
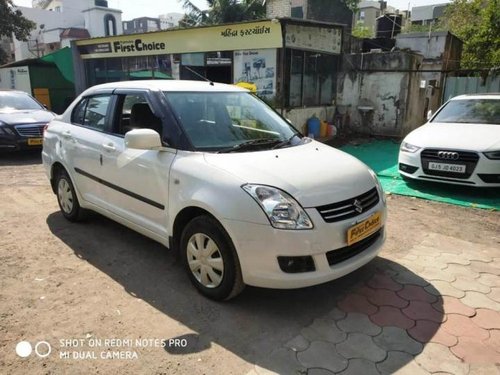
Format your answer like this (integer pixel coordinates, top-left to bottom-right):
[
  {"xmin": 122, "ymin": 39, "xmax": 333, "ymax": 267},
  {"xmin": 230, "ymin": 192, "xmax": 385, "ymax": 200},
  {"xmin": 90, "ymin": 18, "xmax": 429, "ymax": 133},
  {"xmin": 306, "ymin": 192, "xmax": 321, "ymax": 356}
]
[
  {"xmin": 46, "ymin": 211, "xmax": 444, "ymax": 374},
  {"xmin": 0, "ymin": 150, "xmax": 42, "ymax": 166},
  {"xmin": 403, "ymin": 178, "xmax": 500, "ymax": 203}
]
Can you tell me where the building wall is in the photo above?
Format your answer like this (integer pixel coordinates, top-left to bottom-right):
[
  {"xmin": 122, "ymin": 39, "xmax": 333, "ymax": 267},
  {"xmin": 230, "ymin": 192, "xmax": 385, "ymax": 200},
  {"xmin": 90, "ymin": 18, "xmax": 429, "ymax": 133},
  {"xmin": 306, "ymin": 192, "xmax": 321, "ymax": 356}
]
[
  {"xmin": 356, "ymin": 7, "xmax": 379, "ymax": 34},
  {"xmin": 83, "ymin": 8, "xmax": 123, "ymax": 37},
  {"xmin": 306, "ymin": 0, "xmax": 353, "ymax": 29},
  {"xmin": 159, "ymin": 13, "xmax": 183, "ymax": 30},
  {"xmin": 337, "ymin": 51, "xmax": 426, "ymax": 136},
  {"xmin": 13, "ymin": 2, "xmax": 122, "ymax": 61},
  {"xmin": 266, "ymin": 0, "xmax": 292, "ymax": 18}
]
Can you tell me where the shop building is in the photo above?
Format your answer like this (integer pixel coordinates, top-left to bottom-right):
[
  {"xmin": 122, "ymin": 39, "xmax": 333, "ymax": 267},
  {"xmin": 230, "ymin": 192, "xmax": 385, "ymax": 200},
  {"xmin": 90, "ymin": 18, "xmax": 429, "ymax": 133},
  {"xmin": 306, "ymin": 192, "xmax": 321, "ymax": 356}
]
[{"xmin": 72, "ymin": 19, "xmax": 344, "ymax": 125}]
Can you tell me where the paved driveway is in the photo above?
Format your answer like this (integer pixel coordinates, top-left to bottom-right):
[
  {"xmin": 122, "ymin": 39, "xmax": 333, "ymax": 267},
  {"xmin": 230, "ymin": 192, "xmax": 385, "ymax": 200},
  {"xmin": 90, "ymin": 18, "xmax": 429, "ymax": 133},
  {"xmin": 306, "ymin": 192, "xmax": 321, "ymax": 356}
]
[{"xmin": 0, "ymin": 152, "xmax": 499, "ymax": 374}]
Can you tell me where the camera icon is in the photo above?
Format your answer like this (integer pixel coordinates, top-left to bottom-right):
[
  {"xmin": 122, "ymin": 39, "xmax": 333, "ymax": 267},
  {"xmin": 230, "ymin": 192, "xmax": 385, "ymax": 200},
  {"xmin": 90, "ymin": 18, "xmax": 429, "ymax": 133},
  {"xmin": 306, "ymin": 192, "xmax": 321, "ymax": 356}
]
[{"xmin": 16, "ymin": 341, "xmax": 51, "ymax": 358}]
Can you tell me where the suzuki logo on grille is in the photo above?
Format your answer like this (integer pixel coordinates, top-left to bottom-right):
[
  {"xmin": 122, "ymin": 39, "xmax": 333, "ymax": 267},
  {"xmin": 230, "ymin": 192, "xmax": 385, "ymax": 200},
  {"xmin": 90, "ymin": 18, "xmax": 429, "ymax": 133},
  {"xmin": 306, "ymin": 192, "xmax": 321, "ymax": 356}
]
[
  {"xmin": 438, "ymin": 151, "xmax": 459, "ymax": 160},
  {"xmin": 353, "ymin": 199, "xmax": 363, "ymax": 213}
]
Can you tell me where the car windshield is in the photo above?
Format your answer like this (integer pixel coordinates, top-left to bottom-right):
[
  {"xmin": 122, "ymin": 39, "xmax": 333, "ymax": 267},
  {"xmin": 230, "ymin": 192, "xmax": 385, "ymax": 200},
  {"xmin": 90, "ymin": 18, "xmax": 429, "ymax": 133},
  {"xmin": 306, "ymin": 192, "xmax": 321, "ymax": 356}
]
[
  {"xmin": 431, "ymin": 98, "xmax": 500, "ymax": 125},
  {"xmin": 0, "ymin": 92, "xmax": 44, "ymax": 112},
  {"xmin": 164, "ymin": 91, "xmax": 301, "ymax": 152}
]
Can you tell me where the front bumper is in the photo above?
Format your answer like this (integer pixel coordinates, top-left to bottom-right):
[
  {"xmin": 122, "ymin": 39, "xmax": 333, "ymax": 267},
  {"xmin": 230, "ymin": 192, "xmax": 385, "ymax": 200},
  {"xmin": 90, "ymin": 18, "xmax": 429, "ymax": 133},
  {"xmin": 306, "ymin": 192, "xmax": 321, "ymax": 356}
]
[
  {"xmin": 221, "ymin": 202, "xmax": 387, "ymax": 289},
  {"xmin": 0, "ymin": 136, "xmax": 43, "ymax": 151},
  {"xmin": 399, "ymin": 149, "xmax": 500, "ymax": 187}
]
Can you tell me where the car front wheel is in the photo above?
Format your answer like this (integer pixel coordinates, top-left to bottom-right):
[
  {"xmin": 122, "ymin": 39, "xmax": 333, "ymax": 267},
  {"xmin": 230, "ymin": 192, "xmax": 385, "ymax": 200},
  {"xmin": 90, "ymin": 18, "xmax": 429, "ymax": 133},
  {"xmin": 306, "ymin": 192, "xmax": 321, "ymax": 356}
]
[{"xmin": 180, "ymin": 216, "xmax": 244, "ymax": 301}]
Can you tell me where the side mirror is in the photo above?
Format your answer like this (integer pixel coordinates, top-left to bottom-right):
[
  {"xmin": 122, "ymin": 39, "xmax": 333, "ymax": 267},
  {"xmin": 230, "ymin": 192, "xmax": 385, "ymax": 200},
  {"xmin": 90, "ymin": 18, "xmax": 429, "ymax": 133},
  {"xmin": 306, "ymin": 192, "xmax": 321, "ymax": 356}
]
[
  {"xmin": 125, "ymin": 129, "xmax": 162, "ymax": 150},
  {"xmin": 426, "ymin": 110, "xmax": 433, "ymax": 120}
]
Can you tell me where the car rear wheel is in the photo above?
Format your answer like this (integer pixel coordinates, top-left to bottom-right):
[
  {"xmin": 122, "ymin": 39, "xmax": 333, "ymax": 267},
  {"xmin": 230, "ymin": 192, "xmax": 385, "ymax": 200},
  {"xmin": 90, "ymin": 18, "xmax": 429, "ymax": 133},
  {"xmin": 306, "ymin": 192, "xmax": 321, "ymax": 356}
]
[
  {"xmin": 180, "ymin": 216, "xmax": 244, "ymax": 301},
  {"xmin": 56, "ymin": 170, "xmax": 83, "ymax": 222}
]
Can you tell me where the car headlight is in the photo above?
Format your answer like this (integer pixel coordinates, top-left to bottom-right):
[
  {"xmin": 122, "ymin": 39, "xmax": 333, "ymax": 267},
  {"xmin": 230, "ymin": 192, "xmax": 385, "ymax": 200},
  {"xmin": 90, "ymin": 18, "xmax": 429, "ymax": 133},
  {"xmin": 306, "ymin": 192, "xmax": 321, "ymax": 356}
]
[
  {"xmin": 484, "ymin": 151, "xmax": 500, "ymax": 160},
  {"xmin": 242, "ymin": 184, "xmax": 313, "ymax": 230},
  {"xmin": 368, "ymin": 169, "xmax": 386, "ymax": 204},
  {"xmin": 0, "ymin": 122, "xmax": 14, "ymax": 135},
  {"xmin": 400, "ymin": 142, "xmax": 421, "ymax": 153}
]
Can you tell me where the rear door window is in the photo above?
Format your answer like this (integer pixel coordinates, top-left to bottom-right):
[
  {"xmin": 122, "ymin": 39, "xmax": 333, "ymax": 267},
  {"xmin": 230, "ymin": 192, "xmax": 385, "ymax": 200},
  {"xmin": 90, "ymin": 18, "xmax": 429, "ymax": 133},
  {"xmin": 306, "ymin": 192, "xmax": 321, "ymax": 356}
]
[{"xmin": 71, "ymin": 95, "xmax": 112, "ymax": 132}]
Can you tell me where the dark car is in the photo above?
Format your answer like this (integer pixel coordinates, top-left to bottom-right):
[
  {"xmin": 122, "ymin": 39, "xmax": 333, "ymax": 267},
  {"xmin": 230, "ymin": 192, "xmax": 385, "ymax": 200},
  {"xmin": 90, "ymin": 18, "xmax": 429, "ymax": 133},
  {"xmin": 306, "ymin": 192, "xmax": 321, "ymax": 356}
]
[{"xmin": 0, "ymin": 89, "xmax": 55, "ymax": 151}]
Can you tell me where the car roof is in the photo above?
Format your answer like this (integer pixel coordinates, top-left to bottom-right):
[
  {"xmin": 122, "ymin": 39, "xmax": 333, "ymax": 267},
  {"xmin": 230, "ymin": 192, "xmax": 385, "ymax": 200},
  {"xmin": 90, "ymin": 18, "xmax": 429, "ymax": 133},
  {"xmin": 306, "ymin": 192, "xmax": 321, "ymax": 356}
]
[
  {"xmin": 0, "ymin": 89, "xmax": 30, "ymax": 94},
  {"xmin": 450, "ymin": 93, "xmax": 500, "ymax": 100},
  {"xmin": 86, "ymin": 80, "xmax": 248, "ymax": 94}
]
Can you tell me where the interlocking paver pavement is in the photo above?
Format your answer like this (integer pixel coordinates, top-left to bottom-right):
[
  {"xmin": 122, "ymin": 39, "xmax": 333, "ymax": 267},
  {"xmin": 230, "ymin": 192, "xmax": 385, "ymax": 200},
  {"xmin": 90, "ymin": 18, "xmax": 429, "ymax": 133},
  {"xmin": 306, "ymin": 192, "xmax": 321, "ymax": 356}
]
[
  {"xmin": 250, "ymin": 233, "xmax": 499, "ymax": 375},
  {"xmin": 337, "ymin": 358, "xmax": 379, "ymax": 375},
  {"xmin": 431, "ymin": 296, "xmax": 476, "ymax": 316},
  {"xmin": 373, "ymin": 326, "xmax": 422, "ymax": 354},
  {"xmin": 297, "ymin": 341, "xmax": 348, "ymax": 373},
  {"xmin": 472, "ymin": 309, "xmax": 500, "ymax": 329},
  {"xmin": 336, "ymin": 333, "xmax": 386, "ymax": 362},
  {"xmin": 415, "ymin": 342, "xmax": 469, "ymax": 374},
  {"xmin": 376, "ymin": 351, "xmax": 415, "ymax": 374},
  {"xmin": 337, "ymin": 312, "xmax": 382, "ymax": 336},
  {"xmin": 451, "ymin": 336, "xmax": 500, "ymax": 363}
]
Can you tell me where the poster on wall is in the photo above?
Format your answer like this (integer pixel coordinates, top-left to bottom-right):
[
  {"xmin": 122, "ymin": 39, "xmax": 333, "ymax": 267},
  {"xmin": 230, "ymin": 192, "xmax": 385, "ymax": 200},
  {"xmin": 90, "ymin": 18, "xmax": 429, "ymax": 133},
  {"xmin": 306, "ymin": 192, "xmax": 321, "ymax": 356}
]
[
  {"xmin": 233, "ymin": 49, "xmax": 276, "ymax": 100},
  {"xmin": 0, "ymin": 67, "xmax": 32, "ymax": 93},
  {"xmin": 285, "ymin": 24, "xmax": 342, "ymax": 54}
]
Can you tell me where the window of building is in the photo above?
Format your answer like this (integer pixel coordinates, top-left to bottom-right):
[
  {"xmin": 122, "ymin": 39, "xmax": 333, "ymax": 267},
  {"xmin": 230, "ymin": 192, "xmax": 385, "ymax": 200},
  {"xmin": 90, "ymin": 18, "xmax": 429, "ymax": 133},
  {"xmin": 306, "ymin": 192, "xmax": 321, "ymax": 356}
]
[
  {"xmin": 360, "ymin": 11, "xmax": 365, "ymax": 20},
  {"xmin": 104, "ymin": 14, "xmax": 117, "ymax": 36}
]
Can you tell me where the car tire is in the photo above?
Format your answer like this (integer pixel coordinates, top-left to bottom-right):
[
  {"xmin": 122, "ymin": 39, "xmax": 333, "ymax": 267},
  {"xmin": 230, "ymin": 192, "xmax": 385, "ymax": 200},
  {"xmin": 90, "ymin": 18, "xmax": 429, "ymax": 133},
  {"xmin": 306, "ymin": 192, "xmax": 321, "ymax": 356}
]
[
  {"xmin": 55, "ymin": 169, "xmax": 84, "ymax": 222},
  {"xmin": 180, "ymin": 215, "xmax": 244, "ymax": 301}
]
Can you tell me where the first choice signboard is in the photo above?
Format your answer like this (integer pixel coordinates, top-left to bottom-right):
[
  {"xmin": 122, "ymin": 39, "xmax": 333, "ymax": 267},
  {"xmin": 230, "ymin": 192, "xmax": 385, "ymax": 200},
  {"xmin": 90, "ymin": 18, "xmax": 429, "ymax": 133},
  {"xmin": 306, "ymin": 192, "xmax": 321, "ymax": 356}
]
[{"xmin": 75, "ymin": 21, "xmax": 283, "ymax": 59}]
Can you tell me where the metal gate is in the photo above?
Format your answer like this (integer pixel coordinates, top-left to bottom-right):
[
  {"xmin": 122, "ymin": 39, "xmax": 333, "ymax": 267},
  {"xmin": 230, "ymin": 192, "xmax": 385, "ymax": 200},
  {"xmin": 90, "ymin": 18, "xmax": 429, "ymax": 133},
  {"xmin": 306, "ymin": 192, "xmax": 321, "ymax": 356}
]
[{"xmin": 443, "ymin": 75, "xmax": 500, "ymax": 102}]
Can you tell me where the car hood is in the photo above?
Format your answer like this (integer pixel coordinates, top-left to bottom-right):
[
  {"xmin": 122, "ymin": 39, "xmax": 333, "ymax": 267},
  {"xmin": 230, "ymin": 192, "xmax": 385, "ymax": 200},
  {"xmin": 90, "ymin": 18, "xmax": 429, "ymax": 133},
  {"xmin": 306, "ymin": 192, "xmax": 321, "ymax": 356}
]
[
  {"xmin": 0, "ymin": 109, "xmax": 55, "ymax": 125},
  {"xmin": 405, "ymin": 123, "xmax": 500, "ymax": 152},
  {"xmin": 203, "ymin": 140, "xmax": 376, "ymax": 207}
]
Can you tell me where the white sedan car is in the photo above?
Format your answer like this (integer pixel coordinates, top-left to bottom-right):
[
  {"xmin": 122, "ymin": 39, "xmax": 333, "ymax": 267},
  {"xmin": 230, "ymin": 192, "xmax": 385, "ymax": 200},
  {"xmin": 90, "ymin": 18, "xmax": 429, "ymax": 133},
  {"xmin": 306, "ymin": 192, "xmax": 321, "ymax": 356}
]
[
  {"xmin": 42, "ymin": 80, "xmax": 386, "ymax": 300},
  {"xmin": 399, "ymin": 94, "xmax": 500, "ymax": 187}
]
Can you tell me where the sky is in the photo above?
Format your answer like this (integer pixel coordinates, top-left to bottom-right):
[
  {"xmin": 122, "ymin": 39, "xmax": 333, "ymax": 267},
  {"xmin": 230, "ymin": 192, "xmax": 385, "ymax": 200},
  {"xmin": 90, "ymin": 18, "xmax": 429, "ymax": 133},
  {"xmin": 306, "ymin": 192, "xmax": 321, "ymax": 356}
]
[{"xmin": 13, "ymin": 0, "xmax": 450, "ymax": 21}]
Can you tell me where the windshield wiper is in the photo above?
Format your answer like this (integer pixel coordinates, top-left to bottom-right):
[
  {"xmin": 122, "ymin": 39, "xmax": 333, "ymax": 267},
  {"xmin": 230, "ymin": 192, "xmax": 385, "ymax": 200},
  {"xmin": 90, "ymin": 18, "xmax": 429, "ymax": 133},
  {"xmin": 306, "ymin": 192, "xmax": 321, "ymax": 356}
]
[
  {"xmin": 272, "ymin": 134, "xmax": 299, "ymax": 149},
  {"xmin": 217, "ymin": 138, "xmax": 282, "ymax": 153}
]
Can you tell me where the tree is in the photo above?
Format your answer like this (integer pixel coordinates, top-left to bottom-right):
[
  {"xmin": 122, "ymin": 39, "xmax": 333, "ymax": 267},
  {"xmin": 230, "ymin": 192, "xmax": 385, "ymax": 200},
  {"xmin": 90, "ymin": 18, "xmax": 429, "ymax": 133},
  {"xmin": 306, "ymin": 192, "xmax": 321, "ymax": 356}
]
[
  {"xmin": 179, "ymin": 0, "xmax": 266, "ymax": 26},
  {"xmin": 352, "ymin": 21, "xmax": 373, "ymax": 38},
  {"xmin": 439, "ymin": 0, "xmax": 500, "ymax": 69},
  {"xmin": 0, "ymin": 0, "xmax": 36, "ymax": 41},
  {"xmin": 0, "ymin": 0, "xmax": 36, "ymax": 64},
  {"xmin": 0, "ymin": 47, "xmax": 9, "ymax": 65}
]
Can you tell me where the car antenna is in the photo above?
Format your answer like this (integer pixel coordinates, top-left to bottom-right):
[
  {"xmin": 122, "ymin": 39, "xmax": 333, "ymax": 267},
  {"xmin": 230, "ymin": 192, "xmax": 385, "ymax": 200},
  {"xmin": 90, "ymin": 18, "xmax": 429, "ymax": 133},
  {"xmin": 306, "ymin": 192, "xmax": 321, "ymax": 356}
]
[{"xmin": 183, "ymin": 66, "xmax": 214, "ymax": 86}]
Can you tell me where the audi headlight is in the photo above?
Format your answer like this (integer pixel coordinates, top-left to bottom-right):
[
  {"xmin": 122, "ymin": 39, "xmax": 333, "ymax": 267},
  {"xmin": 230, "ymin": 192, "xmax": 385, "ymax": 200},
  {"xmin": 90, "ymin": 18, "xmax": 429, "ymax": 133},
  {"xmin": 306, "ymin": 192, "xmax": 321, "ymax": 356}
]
[
  {"xmin": 484, "ymin": 151, "xmax": 500, "ymax": 160},
  {"xmin": 242, "ymin": 184, "xmax": 313, "ymax": 230},
  {"xmin": 400, "ymin": 142, "xmax": 421, "ymax": 153}
]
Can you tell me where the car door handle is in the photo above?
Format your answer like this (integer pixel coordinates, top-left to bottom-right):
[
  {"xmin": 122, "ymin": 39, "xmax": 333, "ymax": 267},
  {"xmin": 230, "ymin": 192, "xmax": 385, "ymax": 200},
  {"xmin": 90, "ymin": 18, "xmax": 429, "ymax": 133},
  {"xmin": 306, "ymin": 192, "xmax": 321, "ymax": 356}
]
[
  {"xmin": 62, "ymin": 130, "xmax": 72, "ymax": 139},
  {"xmin": 102, "ymin": 143, "xmax": 116, "ymax": 152}
]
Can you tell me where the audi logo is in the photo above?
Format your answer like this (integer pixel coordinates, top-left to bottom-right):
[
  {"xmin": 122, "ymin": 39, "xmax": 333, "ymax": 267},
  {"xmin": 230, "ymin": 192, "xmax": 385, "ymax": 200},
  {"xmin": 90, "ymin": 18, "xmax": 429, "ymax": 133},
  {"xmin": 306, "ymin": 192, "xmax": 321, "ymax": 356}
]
[{"xmin": 437, "ymin": 151, "xmax": 459, "ymax": 160}]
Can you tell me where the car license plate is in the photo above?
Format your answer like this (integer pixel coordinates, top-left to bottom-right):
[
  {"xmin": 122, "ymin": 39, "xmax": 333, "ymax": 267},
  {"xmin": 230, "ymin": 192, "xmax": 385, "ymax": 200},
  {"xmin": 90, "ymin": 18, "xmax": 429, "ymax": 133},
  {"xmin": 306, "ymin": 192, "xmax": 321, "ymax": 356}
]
[
  {"xmin": 347, "ymin": 212, "xmax": 382, "ymax": 246},
  {"xmin": 27, "ymin": 138, "xmax": 43, "ymax": 146},
  {"xmin": 428, "ymin": 162, "xmax": 466, "ymax": 173}
]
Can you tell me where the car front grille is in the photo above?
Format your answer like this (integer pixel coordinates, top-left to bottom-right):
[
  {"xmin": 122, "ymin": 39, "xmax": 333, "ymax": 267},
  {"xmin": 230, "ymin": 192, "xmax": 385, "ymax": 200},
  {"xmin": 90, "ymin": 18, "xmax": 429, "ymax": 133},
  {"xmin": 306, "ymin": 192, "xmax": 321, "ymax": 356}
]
[
  {"xmin": 421, "ymin": 149, "xmax": 479, "ymax": 179},
  {"xmin": 14, "ymin": 124, "xmax": 45, "ymax": 137},
  {"xmin": 326, "ymin": 228, "xmax": 383, "ymax": 266},
  {"xmin": 316, "ymin": 187, "xmax": 379, "ymax": 223}
]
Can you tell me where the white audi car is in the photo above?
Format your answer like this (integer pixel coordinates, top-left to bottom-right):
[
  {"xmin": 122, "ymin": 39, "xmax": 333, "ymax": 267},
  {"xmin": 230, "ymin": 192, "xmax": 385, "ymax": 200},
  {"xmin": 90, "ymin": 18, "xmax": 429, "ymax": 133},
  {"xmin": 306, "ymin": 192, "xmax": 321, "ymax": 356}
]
[
  {"xmin": 42, "ymin": 80, "xmax": 386, "ymax": 300},
  {"xmin": 399, "ymin": 94, "xmax": 500, "ymax": 187}
]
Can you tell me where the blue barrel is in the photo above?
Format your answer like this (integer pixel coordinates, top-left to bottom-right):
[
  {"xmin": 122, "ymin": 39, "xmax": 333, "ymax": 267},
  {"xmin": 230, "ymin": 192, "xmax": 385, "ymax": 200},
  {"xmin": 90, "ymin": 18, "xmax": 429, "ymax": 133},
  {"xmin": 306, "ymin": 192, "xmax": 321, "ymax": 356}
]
[{"xmin": 307, "ymin": 116, "xmax": 321, "ymax": 138}]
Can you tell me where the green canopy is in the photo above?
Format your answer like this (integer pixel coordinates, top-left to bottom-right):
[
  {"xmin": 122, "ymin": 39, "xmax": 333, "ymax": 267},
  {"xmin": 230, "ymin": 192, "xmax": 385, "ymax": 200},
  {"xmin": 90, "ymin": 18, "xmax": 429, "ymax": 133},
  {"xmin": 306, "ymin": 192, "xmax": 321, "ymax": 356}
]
[{"xmin": 41, "ymin": 47, "xmax": 74, "ymax": 84}]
